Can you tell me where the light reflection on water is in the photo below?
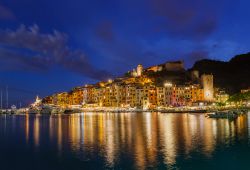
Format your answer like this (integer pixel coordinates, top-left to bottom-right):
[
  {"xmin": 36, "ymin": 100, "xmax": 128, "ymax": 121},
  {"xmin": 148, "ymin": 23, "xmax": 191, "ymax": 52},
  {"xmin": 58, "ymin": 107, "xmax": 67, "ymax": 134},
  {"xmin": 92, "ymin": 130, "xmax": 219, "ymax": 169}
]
[{"xmin": 0, "ymin": 112, "xmax": 249, "ymax": 169}]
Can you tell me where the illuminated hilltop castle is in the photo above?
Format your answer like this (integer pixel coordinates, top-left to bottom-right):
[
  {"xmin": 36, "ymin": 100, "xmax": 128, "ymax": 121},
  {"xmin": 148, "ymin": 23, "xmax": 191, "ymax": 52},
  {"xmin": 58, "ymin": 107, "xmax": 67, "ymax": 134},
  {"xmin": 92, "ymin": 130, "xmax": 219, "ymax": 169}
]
[
  {"xmin": 146, "ymin": 61, "xmax": 184, "ymax": 73},
  {"xmin": 131, "ymin": 64, "xmax": 143, "ymax": 77}
]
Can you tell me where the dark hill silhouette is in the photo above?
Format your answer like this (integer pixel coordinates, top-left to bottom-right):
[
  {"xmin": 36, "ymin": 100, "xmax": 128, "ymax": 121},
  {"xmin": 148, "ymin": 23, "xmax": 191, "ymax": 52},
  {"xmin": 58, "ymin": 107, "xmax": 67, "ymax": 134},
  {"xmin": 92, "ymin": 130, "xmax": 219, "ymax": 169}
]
[{"xmin": 191, "ymin": 52, "xmax": 250, "ymax": 94}]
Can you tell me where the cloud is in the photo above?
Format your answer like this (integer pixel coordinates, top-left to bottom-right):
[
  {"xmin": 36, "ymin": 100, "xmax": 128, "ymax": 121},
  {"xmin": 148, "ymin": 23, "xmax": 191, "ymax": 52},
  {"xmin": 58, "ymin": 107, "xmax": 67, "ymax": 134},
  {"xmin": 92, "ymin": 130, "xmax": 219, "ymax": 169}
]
[
  {"xmin": 186, "ymin": 50, "xmax": 208, "ymax": 61},
  {"xmin": 88, "ymin": 0, "xmax": 221, "ymax": 74},
  {"xmin": 95, "ymin": 21, "xmax": 114, "ymax": 42},
  {"xmin": 0, "ymin": 25, "xmax": 111, "ymax": 80},
  {"xmin": 173, "ymin": 50, "xmax": 209, "ymax": 68},
  {"xmin": 149, "ymin": 0, "xmax": 219, "ymax": 39},
  {"xmin": 0, "ymin": 4, "xmax": 15, "ymax": 20}
]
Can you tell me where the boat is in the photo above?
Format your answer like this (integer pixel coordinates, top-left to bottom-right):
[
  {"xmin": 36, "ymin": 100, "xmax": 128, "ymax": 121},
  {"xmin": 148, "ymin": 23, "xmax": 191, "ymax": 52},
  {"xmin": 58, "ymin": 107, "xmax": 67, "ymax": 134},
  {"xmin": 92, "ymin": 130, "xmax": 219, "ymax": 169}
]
[
  {"xmin": 64, "ymin": 109, "xmax": 74, "ymax": 114},
  {"xmin": 1, "ymin": 109, "xmax": 11, "ymax": 114},
  {"xmin": 207, "ymin": 111, "xmax": 238, "ymax": 119},
  {"xmin": 10, "ymin": 105, "xmax": 17, "ymax": 114}
]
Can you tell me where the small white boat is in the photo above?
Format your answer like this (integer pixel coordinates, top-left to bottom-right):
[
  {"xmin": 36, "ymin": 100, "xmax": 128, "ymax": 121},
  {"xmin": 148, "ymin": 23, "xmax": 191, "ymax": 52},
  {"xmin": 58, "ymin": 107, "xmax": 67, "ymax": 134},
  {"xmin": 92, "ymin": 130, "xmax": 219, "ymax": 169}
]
[{"xmin": 11, "ymin": 105, "xmax": 17, "ymax": 114}]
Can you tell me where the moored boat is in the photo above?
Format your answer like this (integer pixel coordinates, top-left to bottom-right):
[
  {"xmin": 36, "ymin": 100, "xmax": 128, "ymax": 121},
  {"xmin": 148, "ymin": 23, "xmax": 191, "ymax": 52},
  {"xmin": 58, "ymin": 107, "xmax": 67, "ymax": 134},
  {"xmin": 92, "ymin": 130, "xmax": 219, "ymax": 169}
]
[
  {"xmin": 207, "ymin": 110, "xmax": 238, "ymax": 119},
  {"xmin": 64, "ymin": 109, "xmax": 74, "ymax": 114},
  {"xmin": 11, "ymin": 105, "xmax": 17, "ymax": 114}
]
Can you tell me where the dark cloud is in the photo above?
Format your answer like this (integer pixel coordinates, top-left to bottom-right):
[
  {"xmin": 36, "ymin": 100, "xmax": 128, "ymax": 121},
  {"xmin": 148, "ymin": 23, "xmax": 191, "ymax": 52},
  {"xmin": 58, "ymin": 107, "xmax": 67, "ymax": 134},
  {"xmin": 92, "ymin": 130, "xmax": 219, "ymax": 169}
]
[
  {"xmin": 182, "ymin": 50, "xmax": 209, "ymax": 68},
  {"xmin": 95, "ymin": 21, "xmax": 114, "ymax": 42},
  {"xmin": 88, "ymin": 0, "xmax": 221, "ymax": 74},
  {"xmin": 149, "ymin": 0, "xmax": 219, "ymax": 39},
  {"xmin": 194, "ymin": 15, "xmax": 217, "ymax": 37},
  {"xmin": 151, "ymin": 0, "xmax": 196, "ymax": 24},
  {"xmin": 0, "ymin": 25, "xmax": 111, "ymax": 80},
  {"xmin": 0, "ymin": 4, "xmax": 15, "ymax": 20},
  {"xmin": 187, "ymin": 50, "xmax": 209, "ymax": 61}
]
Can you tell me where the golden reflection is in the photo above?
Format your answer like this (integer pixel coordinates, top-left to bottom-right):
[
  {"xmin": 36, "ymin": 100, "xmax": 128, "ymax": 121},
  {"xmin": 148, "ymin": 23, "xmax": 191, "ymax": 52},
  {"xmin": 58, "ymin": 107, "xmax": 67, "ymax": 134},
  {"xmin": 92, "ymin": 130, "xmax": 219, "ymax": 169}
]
[
  {"xmin": 182, "ymin": 114, "xmax": 193, "ymax": 156},
  {"xmin": 134, "ymin": 113, "xmax": 146, "ymax": 169},
  {"xmin": 202, "ymin": 116, "xmax": 215, "ymax": 157},
  {"xmin": 34, "ymin": 115, "xmax": 40, "ymax": 147},
  {"xmin": 69, "ymin": 114, "xmax": 81, "ymax": 151},
  {"xmin": 57, "ymin": 115, "xmax": 62, "ymax": 152},
  {"xmin": 83, "ymin": 113, "xmax": 94, "ymax": 146},
  {"xmin": 105, "ymin": 114, "xmax": 116, "ymax": 166},
  {"xmin": 20, "ymin": 112, "xmax": 249, "ymax": 168},
  {"xmin": 25, "ymin": 114, "xmax": 29, "ymax": 143},
  {"xmin": 49, "ymin": 116, "xmax": 54, "ymax": 141},
  {"xmin": 159, "ymin": 114, "xmax": 177, "ymax": 165}
]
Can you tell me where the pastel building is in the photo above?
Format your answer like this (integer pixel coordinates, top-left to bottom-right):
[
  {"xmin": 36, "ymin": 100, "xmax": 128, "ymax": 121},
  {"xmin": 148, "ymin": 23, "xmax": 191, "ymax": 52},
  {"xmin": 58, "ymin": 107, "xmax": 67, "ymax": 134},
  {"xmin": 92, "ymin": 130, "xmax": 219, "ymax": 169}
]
[{"xmin": 43, "ymin": 62, "xmax": 215, "ymax": 108}]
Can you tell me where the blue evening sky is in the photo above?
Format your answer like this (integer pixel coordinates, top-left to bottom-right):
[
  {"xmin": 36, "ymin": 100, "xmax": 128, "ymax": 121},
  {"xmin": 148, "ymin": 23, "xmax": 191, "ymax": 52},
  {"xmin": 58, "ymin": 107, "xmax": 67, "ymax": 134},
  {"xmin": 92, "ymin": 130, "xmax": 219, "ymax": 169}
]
[{"xmin": 0, "ymin": 0, "xmax": 249, "ymax": 106}]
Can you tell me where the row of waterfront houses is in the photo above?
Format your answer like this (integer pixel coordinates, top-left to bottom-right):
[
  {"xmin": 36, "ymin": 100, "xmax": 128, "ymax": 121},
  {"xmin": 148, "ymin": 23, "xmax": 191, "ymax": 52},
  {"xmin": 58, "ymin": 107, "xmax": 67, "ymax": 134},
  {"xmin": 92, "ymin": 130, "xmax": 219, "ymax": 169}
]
[{"xmin": 43, "ymin": 64, "xmax": 215, "ymax": 109}]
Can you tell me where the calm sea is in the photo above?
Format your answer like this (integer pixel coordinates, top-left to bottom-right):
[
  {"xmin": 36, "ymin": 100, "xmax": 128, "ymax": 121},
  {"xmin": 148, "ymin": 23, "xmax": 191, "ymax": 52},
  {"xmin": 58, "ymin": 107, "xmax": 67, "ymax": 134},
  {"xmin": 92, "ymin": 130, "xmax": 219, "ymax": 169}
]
[{"xmin": 0, "ymin": 112, "xmax": 250, "ymax": 170}]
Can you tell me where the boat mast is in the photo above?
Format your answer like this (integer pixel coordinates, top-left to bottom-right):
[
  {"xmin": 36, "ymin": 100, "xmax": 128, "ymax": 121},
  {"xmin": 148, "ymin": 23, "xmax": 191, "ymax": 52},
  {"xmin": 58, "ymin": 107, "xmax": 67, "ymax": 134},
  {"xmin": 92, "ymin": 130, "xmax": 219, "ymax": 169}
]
[
  {"xmin": 6, "ymin": 86, "xmax": 8, "ymax": 109},
  {"xmin": 0, "ymin": 89, "xmax": 2, "ymax": 109}
]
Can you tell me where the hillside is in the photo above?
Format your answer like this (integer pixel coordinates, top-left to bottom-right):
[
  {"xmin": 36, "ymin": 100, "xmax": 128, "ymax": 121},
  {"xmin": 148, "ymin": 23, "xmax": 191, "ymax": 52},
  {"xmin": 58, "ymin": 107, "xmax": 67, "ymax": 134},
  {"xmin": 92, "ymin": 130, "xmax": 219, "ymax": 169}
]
[{"xmin": 191, "ymin": 52, "xmax": 250, "ymax": 94}]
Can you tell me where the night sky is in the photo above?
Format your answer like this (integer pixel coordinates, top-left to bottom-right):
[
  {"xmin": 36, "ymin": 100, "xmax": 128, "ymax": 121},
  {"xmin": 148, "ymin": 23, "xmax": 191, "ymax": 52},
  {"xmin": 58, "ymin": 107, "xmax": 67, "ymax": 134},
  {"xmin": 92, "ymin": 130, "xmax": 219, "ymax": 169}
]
[{"xmin": 0, "ymin": 0, "xmax": 250, "ymax": 107}]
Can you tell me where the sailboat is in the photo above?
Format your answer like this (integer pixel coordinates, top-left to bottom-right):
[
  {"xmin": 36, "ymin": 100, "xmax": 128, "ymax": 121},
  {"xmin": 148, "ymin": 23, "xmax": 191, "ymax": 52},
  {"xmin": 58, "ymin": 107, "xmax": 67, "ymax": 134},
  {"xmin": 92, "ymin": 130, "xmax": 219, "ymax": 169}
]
[
  {"xmin": 0, "ymin": 89, "xmax": 2, "ymax": 114},
  {"xmin": 0, "ymin": 86, "xmax": 10, "ymax": 114}
]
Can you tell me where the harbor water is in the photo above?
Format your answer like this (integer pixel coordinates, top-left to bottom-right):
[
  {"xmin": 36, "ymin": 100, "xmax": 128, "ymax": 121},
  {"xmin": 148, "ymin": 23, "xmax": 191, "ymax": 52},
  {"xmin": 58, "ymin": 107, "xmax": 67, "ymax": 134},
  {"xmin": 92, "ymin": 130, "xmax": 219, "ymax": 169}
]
[{"xmin": 0, "ymin": 112, "xmax": 250, "ymax": 170}]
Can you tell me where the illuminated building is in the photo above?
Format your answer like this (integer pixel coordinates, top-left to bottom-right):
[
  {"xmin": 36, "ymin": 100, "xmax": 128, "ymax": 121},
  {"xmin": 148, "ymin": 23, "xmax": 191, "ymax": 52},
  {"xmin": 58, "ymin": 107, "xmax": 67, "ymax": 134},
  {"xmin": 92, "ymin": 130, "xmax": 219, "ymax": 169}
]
[
  {"xmin": 164, "ymin": 82, "xmax": 173, "ymax": 106},
  {"xmin": 83, "ymin": 85, "xmax": 95, "ymax": 105},
  {"xmin": 131, "ymin": 64, "xmax": 144, "ymax": 77},
  {"xmin": 125, "ymin": 84, "xmax": 137, "ymax": 107},
  {"xmin": 136, "ymin": 86, "xmax": 144, "ymax": 107},
  {"xmin": 190, "ymin": 85, "xmax": 204, "ymax": 102},
  {"xmin": 31, "ymin": 96, "xmax": 42, "ymax": 107},
  {"xmin": 146, "ymin": 65, "xmax": 163, "ymax": 72},
  {"xmin": 156, "ymin": 86, "xmax": 165, "ymax": 107},
  {"xmin": 70, "ymin": 87, "xmax": 84, "ymax": 105},
  {"xmin": 171, "ymin": 86, "xmax": 187, "ymax": 106},
  {"xmin": 137, "ymin": 64, "xmax": 143, "ymax": 77},
  {"xmin": 201, "ymin": 74, "xmax": 214, "ymax": 101},
  {"xmin": 165, "ymin": 61, "xmax": 184, "ymax": 71},
  {"xmin": 53, "ymin": 92, "xmax": 68, "ymax": 107},
  {"xmin": 215, "ymin": 90, "xmax": 229, "ymax": 103},
  {"xmin": 43, "ymin": 62, "xmax": 215, "ymax": 108},
  {"xmin": 241, "ymin": 88, "xmax": 250, "ymax": 93},
  {"xmin": 42, "ymin": 96, "xmax": 53, "ymax": 104}
]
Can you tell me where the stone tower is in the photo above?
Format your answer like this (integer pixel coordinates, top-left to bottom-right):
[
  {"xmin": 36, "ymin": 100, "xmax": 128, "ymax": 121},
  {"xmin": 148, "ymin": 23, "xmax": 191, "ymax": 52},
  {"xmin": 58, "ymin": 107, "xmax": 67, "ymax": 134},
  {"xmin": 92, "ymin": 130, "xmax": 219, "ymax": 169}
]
[
  {"xmin": 201, "ymin": 74, "xmax": 214, "ymax": 101},
  {"xmin": 137, "ymin": 64, "xmax": 143, "ymax": 77}
]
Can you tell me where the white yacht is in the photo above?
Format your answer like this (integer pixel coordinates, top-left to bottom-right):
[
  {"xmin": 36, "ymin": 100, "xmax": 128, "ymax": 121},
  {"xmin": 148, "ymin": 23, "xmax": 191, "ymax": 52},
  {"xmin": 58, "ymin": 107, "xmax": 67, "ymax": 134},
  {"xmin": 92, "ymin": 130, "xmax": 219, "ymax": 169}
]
[{"xmin": 11, "ymin": 105, "xmax": 17, "ymax": 114}]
